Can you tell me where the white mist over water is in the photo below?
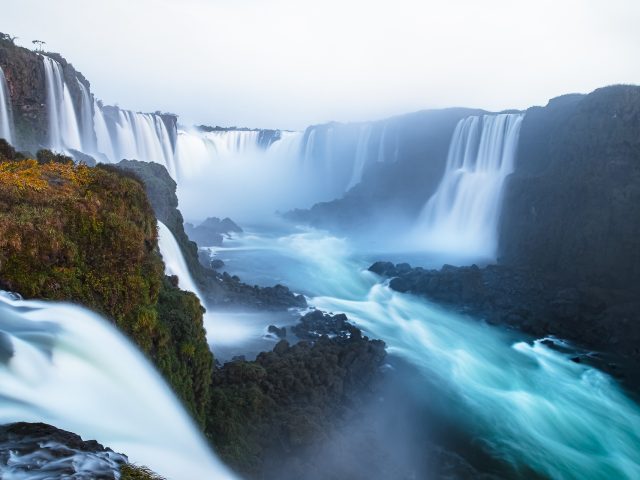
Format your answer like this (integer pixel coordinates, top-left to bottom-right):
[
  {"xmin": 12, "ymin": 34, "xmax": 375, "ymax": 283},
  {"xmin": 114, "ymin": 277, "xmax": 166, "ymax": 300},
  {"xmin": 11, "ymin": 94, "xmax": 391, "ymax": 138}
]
[
  {"xmin": 415, "ymin": 113, "xmax": 523, "ymax": 259},
  {"xmin": 216, "ymin": 228, "xmax": 640, "ymax": 480},
  {"xmin": 0, "ymin": 292, "xmax": 237, "ymax": 480},
  {"xmin": 0, "ymin": 66, "xmax": 13, "ymax": 144}
]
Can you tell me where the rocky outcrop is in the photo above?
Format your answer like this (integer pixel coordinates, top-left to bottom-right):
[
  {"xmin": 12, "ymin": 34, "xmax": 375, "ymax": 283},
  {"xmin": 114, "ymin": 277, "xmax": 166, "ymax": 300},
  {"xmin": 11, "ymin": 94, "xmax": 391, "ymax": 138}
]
[
  {"xmin": 0, "ymin": 422, "xmax": 162, "ymax": 480},
  {"xmin": 499, "ymin": 85, "xmax": 640, "ymax": 289},
  {"xmin": 206, "ymin": 313, "xmax": 386, "ymax": 477},
  {"xmin": 185, "ymin": 216, "xmax": 243, "ymax": 247}
]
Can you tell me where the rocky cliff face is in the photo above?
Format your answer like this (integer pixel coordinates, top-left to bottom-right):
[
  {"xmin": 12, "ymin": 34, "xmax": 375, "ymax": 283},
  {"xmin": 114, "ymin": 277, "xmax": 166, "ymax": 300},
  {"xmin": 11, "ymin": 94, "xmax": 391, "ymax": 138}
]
[{"xmin": 499, "ymin": 85, "xmax": 640, "ymax": 289}]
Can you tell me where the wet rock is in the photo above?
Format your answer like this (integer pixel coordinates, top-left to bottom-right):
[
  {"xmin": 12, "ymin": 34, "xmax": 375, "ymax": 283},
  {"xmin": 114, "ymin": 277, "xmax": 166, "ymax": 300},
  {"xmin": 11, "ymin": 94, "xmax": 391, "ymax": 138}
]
[
  {"xmin": 268, "ymin": 325, "xmax": 287, "ymax": 338},
  {"xmin": 0, "ymin": 422, "xmax": 128, "ymax": 480}
]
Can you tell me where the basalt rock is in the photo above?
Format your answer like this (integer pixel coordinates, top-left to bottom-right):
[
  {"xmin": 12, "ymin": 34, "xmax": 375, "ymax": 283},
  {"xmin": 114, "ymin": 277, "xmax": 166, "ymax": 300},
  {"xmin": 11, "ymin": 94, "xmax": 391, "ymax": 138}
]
[
  {"xmin": 0, "ymin": 422, "xmax": 162, "ymax": 480},
  {"xmin": 499, "ymin": 85, "xmax": 640, "ymax": 290},
  {"xmin": 185, "ymin": 216, "xmax": 243, "ymax": 248}
]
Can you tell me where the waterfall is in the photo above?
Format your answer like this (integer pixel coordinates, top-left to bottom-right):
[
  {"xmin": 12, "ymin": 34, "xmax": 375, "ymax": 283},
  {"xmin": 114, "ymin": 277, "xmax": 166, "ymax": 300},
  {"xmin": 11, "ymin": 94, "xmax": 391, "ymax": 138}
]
[
  {"xmin": 93, "ymin": 99, "xmax": 116, "ymax": 161},
  {"xmin": 97, "ymin": 108, "xmax": 177, "ymax": 176},
  {"xmin": 346, "ymin": 124, "xmax": 374, "ymax": 190},
  {"xmin": 76, "ymin": 80, "xmax": 95, "ymax": 152},
  {"xmin": 157, "ymin": 221, "xmax": 204, "ymax": 303},
  {"xmin": 415, "ymin": 113, "xmax": 523, "ymax": 259},
  {"xmin": 0, "ymin": 66, "xmax": 14, "ymax": 144},
  {"xmin": 0, "ymin": 292, "xmax": 236, "ymax": 480},
  {"xmin": 42, "ymin": 55, "xmax": 82, "ymax": 152},
  {"xmin": 376, "ymin": 124, "xmax": 387, "ymax": 163}
]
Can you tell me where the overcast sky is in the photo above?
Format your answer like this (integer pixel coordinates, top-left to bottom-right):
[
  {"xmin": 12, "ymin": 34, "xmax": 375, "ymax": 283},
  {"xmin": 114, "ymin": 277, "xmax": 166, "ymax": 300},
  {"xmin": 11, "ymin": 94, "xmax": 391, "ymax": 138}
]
[{"xmin": 2, "ymin": 0, "xmax": 639, "ymax": 129}]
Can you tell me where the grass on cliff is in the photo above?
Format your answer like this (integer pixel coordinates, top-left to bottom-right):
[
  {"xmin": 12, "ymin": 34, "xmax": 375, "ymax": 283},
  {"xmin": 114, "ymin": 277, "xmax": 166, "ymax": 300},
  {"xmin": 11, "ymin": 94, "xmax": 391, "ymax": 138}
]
[
  {"xmin": 0, "ymin": 148, "xmax": 212, "ymax": 426},
  {"xmin": 120, "ymin": 464, "xmax": 166, "ymax": 480}
]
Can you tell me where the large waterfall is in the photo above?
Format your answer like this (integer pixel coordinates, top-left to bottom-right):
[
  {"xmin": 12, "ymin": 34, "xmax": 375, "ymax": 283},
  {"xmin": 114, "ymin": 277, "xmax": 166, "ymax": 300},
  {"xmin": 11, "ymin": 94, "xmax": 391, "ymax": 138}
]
[
  {"xmin": 38, "ymin": 55, "xmax": 178, "ymax": 175},
  {"xmin": 415, "ymin": 113, "xmax": 523, "ymax": 259},
  {"xmin": 0, "ymin": 292, "xmax": 236, "ymax": 480},
  {"xmin": 0, "ymin": 66, "xmax": 13, "ymax": 144}
]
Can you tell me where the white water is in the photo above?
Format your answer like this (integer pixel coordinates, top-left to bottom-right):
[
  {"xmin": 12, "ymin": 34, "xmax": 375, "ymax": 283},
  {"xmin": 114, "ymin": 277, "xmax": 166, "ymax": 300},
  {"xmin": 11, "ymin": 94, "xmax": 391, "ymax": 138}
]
[
  {"xmin": 0, "ymin": 66, "xmax": 14, "ymax": 144},
  {"xmin": 347, "ymin": 124, "xmax": 374, "ymax": 190},
  {"xmin": 415, "ymin": 113, "xmax": 523, "ymax": 259},
  {"xmin": 41, "ymin": 55, "xmax": 82, "ymax": 153},
  {"xmin": 93, "ymin": 99, "xmax": 116, "ymax": 161},
  {"xmin": 76, "ymin": 79, "xmax": 95, "ymax": 152},
  {"xmin": 214, "ymin": 228, "xmax": 640, "ymax": 480},
  {"xmin": 157, "ymin": 221, "xmax": 204, "ymax": 303},
  {"xmin": 175, "ymin": 129, "xmax": 314, "ymax": 220},
  {"xmin": 0, "ymin": 292, "xmax": 236, "ymax": 480}
]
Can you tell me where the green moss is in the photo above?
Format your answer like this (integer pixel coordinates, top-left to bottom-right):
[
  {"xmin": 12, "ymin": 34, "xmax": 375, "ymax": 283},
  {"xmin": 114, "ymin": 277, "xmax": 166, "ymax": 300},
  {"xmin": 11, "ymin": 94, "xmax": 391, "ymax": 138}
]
[
  {"xmin": 0, "ymin": 154, "xmax": 212, "ymax": 427},
  {"xmin": 120, "ymin": 464, "xmax": 166, "ymax": 480}
]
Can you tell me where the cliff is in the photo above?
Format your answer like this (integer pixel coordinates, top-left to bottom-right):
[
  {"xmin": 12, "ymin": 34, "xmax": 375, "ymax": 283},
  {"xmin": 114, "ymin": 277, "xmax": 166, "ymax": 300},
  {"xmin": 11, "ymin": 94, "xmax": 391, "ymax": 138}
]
[
  {"xmin": 499, "ymin": 85, "xmax": 640, "ymax": 289},
  {"xmin": 0, "ymin": 150, "xmax": 212, "ymax": 426}
]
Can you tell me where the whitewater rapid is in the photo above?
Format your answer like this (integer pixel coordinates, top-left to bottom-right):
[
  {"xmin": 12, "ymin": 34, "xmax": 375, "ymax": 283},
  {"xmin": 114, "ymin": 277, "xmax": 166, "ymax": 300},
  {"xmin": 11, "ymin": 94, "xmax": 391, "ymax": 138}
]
[{"xmin": 213, "ymin": 228, "xmax": 640, "ymax": 480}]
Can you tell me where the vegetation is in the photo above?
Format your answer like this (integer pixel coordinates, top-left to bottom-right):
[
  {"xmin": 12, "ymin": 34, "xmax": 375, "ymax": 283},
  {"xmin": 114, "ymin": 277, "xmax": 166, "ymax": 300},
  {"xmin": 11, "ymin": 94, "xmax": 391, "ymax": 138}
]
[
  {"xmin": 0, "ymin": 148, "xmax": 212, "ymax": 426},
  {"xmin": 206, "ymin": 336, "xmax": 385, "ymax": 476},
  {"xmin": 120, "ymin": 464, "xmax": 166, "ymax": 480}
]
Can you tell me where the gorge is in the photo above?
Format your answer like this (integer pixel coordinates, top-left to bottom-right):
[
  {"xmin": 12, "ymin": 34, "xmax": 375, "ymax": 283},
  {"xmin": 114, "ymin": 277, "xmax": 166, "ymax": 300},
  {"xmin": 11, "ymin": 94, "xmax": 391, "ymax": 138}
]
[{"xmin": 0, "ymin": 18, "xmax": 639, "ymax": 480}]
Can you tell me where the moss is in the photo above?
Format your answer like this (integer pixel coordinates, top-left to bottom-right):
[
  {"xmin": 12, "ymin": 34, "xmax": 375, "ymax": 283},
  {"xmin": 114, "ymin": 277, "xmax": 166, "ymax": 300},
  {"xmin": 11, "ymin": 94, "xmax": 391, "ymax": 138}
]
[
  {"xmin": 120, "ymin": 464, "xmax": 166, "ymax": 480},
  {"xmin": 0, "ymin": 153, "xmax": 212, "ymax": 427}
]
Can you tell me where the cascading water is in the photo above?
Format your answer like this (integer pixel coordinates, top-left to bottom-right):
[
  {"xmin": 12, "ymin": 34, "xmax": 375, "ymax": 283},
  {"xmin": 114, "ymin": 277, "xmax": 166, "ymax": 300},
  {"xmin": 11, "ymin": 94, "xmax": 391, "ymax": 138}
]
[
  {"xmin": 347, "ymin": 124, "xmax": 373, "ymax": 189},
  {"xmin": 97, "ymin": 108, "xmax": 178, "ymax": 176},
  {"xmin": 93, "ymin": 99, "xmax": 116, "ymax": 161},
  {"xmin": 172, "ymin": 122, "xmax": 393, "ymax": 221},
  {"xmin": 41, "ymin": 55, "xmax": 82, "ymax": 152},
  {"xmin": 157, "ymin": 221, "xmax": 204, "ymax": 303},
  {"xmin": 0, "ymin": 292, "xmax": 236, "ymax": 480},
  {"xmin": 76, "ymin": 79, "xmax": 95, "ymax": 152},
  {"xmin": 212, "ymin": 228, "xmax": 640, "ymax": 480},
  {"xmin": 0, "ymin": 66, "xmax": 14, "ymax": 144},
  {"xmin": 415, "ymin": 113, "xmax": 523, "ymax": 259}
]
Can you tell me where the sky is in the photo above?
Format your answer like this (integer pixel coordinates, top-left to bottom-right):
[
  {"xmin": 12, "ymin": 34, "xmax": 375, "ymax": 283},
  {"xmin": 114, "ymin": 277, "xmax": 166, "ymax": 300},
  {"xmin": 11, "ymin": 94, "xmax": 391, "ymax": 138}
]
[{"xmin": 2, "ymin": 0, "xmax": 639, "ymax": 130}]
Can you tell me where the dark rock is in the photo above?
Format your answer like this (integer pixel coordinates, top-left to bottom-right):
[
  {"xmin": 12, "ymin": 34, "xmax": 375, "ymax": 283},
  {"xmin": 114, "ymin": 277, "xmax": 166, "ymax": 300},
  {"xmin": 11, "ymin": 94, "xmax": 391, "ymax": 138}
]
[
  {"xmin": 185, "ymin": 217, "xmax": 243, "ymax": 248},
  {"xmin": 0, "ymin": 422, "xmax": 128, "ymax": 480},
  {"xmin": 268, "ymin": 325, "xmax": 287, "ymax": 338},
  {"xmin": 500, "ymin": 85, "xmax": 640, "ymax": 291},
  {"xmin": 273, "ymin": 339, "xmax": 290, "ymax": 355},
  {"xmin": 208, "ymin": 312, "xmax": 386, "ymax": 477},
  {"xmin": 210, "ymin": 258, "xmax": 225, "ymax": 269}
]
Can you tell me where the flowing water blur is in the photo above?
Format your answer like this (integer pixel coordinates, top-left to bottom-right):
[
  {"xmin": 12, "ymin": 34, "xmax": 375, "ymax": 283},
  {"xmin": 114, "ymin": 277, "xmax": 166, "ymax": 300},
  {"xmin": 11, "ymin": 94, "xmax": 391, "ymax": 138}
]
[
  {"xmin": 0, "ymin": 292, "xmax": 237, "ymax": 480},
  {"xmin": 212, "ymin": 226, "xmax": 640, "ymax": 480}
]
